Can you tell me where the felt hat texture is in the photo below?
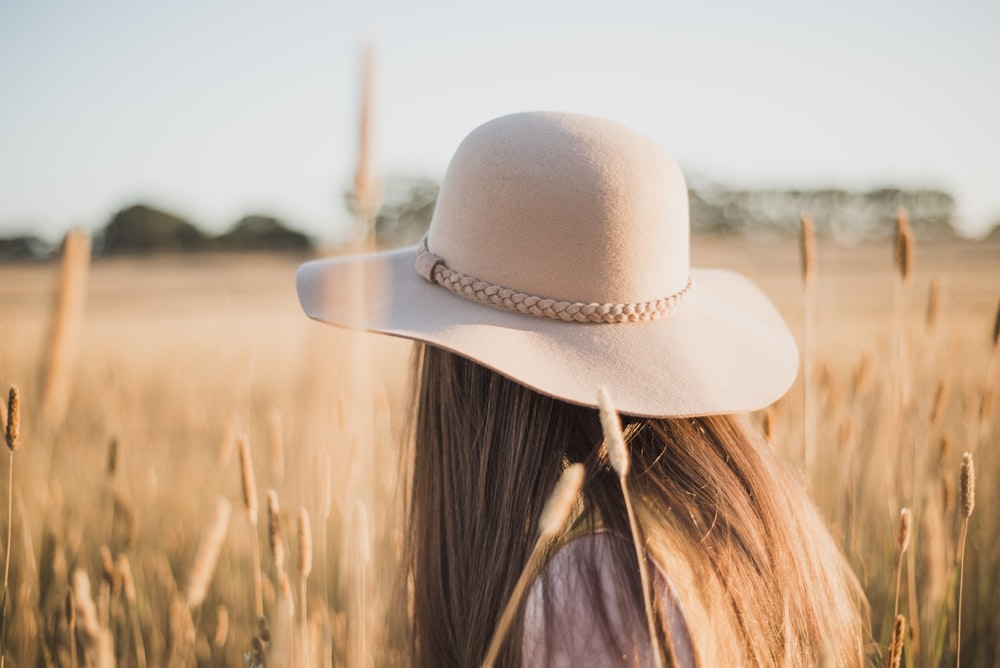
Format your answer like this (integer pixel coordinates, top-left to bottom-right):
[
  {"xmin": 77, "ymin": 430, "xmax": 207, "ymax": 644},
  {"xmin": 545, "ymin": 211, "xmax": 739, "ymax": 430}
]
[{"xmin": 296, "ymin": 111, "xmax": 798, "ymax": 417}]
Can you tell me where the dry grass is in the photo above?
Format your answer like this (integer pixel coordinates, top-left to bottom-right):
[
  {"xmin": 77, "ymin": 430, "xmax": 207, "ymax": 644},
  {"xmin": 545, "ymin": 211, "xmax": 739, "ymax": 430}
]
[
  {"xmin": 40, "ymin": 228, "xmax": 90, "ymax": 425},
  {"xmin": 0, "ymin": 232, "xmax": 996, "ymax": 666},
  {"xmin": 598, "ymin": 386, "xmax": 666, "ymax": 668},
  {"xmin": 801, "ymin": 212, "xmax": 818, "ymax": 476}
]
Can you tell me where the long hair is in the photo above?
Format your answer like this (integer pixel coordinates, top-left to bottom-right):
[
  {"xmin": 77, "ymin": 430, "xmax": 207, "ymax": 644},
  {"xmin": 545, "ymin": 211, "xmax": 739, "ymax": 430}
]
[{"xmin": 405, "ymin": 344, "xmax": 870, "ymax": 667}]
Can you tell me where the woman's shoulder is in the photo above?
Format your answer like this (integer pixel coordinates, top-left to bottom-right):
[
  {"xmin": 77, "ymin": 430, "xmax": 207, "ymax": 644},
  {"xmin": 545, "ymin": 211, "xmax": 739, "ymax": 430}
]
[{"xmin": 522, "ymin": 531, "xmax": 695, "ymax": 667}]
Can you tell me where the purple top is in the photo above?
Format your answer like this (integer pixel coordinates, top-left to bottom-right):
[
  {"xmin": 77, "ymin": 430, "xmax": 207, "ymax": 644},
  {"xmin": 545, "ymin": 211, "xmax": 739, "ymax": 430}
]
[{"xmin": 522, "ymin": 531, "xmax": 695, "ymax": 667}]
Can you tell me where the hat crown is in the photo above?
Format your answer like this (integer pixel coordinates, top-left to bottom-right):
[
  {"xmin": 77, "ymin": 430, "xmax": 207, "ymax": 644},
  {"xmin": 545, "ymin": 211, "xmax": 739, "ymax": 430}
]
[{"xmin": 427, "ymin": 112, "xmax": 690, "ymax": 304}]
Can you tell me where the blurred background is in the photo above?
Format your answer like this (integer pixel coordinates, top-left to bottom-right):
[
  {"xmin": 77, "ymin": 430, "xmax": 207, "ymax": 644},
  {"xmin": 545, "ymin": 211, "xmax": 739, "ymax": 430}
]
[
  {"xmin": 2, "ymin": 0, "xmax": 999, "ymax": 256},
  {"xmin": 0, "ymin": 2, "xmax": 998, "ymax": 666}
]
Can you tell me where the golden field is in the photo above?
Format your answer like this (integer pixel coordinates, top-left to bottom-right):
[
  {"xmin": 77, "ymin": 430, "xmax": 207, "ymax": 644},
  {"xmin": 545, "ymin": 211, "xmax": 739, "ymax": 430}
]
[{"xmin": 0, "ymin": 233, "xmax": 997, "ymax": 667}]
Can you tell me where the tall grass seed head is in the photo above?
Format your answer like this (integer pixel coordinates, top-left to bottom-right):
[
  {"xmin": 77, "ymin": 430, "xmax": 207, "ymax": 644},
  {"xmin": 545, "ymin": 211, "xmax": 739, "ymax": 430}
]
[
  {"xmin": 238, "ymin": 436, "xmax": 258, "ymax": 521},
  {"xmin": 895, "ymin": 208, "xmax": 914, "ymax": 282},
  {"xmin": 267, "ymin": 490, "xmax": 284, "ymax": 573},
  {"xmin": 297, "ymin": 507, "xmax": 312, "ymax": 578},
  {"xmin": 888, "ymin": 614, "xmax": 905, "ymax": 668},
  {"xmin": 538, "ymin": 463, "xmax": 585, "ymax": 538},
  {"xmin": 960, "ymin": 451, "xmax": 975, "ymax": 519},
  {"xmin": 6, "ymin": 385, "xmax": 19, "ymax": 451},
  {"xmin": 800, "ymin": 212, "xmax": 816, "ymax": 287},
  {"xmin": 897, "ymin": 508, "xmax": 911, "ymax": 555},
  {"xmin": 597, "ymin": 386, "xmax": 629, "ymax": 477}
]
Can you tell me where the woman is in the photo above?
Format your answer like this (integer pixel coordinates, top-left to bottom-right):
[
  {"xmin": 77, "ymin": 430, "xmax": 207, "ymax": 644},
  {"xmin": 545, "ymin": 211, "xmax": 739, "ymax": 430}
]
[{"xmin": 297, "ymin": 112, "xmax": 870, "ymax": 666}]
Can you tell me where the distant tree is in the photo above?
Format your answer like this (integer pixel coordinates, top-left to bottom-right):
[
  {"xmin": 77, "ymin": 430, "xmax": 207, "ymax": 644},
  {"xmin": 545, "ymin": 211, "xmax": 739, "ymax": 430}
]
[
  {"xmin": 687, "ymin": 188, "xmax": 732, "ymax": 234},
  {"xmin": 0, "ymin": 235, "xmax": 54, "ymax": 261},
  {"xmin": 686, "ymin": 186, "xmax": 956, "ymax": 243},
  {"xmin": 356, "ymin": 179, "xmax": 961, "ymax": 245},
  {"xmin": 99, "ymin": 204, "xmax": 206, "ymax": 254},
  {"xmin": 372, "ymin": 178, "xmax": 439, "ymax": 248},
  {"xmin": 214, "ymin": 215, "xmax": 313, "ymax": 253}
]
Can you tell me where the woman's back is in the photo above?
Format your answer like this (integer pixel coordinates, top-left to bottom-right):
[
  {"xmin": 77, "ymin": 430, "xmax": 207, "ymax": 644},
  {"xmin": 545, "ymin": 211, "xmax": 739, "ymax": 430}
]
[{"xmin": 296, "ymin": 111, "xmax": 872, "ymax": 666}]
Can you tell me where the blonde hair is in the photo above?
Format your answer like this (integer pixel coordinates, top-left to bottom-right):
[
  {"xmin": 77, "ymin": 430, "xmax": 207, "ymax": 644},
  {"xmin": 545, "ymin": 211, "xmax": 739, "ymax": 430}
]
[
  {"xmin": 632, "ymin": 418, "xmax": 870, "ymax": 666},
  {"xmin": 405, "ymin": 344, "xmax": 870, "ymax": 666}
]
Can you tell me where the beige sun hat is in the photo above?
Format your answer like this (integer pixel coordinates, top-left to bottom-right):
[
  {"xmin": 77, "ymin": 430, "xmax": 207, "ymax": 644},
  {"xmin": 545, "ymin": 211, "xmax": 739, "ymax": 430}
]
[{"xmin": 296, "ymin": 111, "xmax": 797, "ymax": 417}]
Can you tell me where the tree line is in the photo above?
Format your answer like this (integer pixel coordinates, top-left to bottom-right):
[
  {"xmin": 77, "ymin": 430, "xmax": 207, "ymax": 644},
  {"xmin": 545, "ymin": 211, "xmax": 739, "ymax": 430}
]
[
  {"xmin": 1, "ymin": 182, "xmax": 989, "ymax": 261},
  {"xmin": 0, "ymin": 204, "xmax": 313, "ymax": 261},
  {"xmin": 372, "ymin": 180, "xmax": 970, "ymax": 248}
]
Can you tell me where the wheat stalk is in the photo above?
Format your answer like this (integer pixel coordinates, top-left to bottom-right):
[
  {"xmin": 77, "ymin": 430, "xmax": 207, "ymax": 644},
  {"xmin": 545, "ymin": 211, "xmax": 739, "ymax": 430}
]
[
  {"xmin": 893, "ymin": 508, "xmax": 911, "ymax": 619},
  {"xmin": 800, "ymin": 212, "xmax": 817, "ymax": 476},
  {"xmin": 800, "ymin": 212, "xmax": 816, "ymax": 287},
  {"xmin": 887, "ymin": 613, "xmax": 905, "ymax": 668},
  {"xmin": 117, "ymin": 554, "xmax": 147, "ymax": 668},
  {"xmin": 931, "ymin": 381, "xmax": 950, "ymax": 428},
  {"xmin": 238, "ymin": 436, "xmax": 264, "ymax": 618},
  {"xmin": 105, "ymin": 437, "xmax": 118, "ymax": 479},
  {"xmin": 71, "ymin": 569, "xmax": 113, "ymax": 668},
  {"xmin": 185, "ymin": 498, "xmax": 232, "ymax": 610},
  {"xmin": 895, "ymin": 208, "xmax": 914, "ymax": 284},
  {"xmin": 892, "ymin": 211, "xmax": 914, "ymax": 394},
  {"xmin": 297, "ymin": 507, "xmax": 312, "ymax": 667},
  {"xmin": 267, "ymin": 490, "xmax": 285, "ymax": 579},
  {"xmin": 316, "ymin": 449, "xmax": 332, "ymax": 615},
  {"xmin": 97, "ymin": 544, "xmax": 115, "ymax": 630},
  {"xmin": 1, "ymin": 385, "xmax": 20, "ymax": 668},
  {"xmin": 890, "ymin": 208, "xmax": 914, "ymax": 508},
  {"xmin": 482, "ymin": 463, "xmax": 585, "ymax": 668},
  {"xmin": 5, "ymin": 386, "xmax": 20, "ymax": 455},
  {"xmin": 960, "ymin": 452, "xmax": 975, "ymax": 522},
  {"xmin": 102, "ymin": 440, "xmax": 120, "ymax": 568},
  {"xmin": 762, "ymin": 407, "xmax": 776, "ymax": 446},
  {"xmin": 238, "ymin": 436, "xmax": 259, "ymax": 519},
  {"xmin": 66, "ymin": 586, "xmax": 78, "ymax": 668},
  {"xmin": 893, "ymin": 207, "xmax": 913, "ymax": 399},
  {"xmin": 297, "ymin": 508, "xmax": 312, "ymax": 581},
  {"xmin": 348, "ymin": 500, "xmax": 371, "ymax": 668},
  {"xmin": 248, "ymin": 616, "xmax": 270, "ymax": 668},
  {"xmin": 537, "ymin": 465, "xmax": 585, "ymax": 539},
  {"xmin": 598, "ymin": 386, "xmax": 668, "ymax": 668},
  {"xmin": 213, "ymin": 605, "xmax": 229, "ymax": 649},
  {"xmin": 351, "ymin": 43, "xmax": 381, "ymax": 242},
  {"xmin": 272, "ymin": 571, "xmax": 295, "ymax": 668},
  {"xmin": 40, "ymin": 228, "xmax": 91, "ymax": 424},
  {"xmin": 955, "ymin": 452, "xmax": 975, "ymax": 668},
  {"xmin": 925, "ymin": 276, "xmax": 942, "ymax": 333}
]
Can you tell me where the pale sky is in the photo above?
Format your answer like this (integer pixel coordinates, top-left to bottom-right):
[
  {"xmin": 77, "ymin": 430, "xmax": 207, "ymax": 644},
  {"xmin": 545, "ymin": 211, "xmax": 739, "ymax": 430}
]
[{"xmin": 2, "ymin": 0, "xmax": 998, "ymax": 243}]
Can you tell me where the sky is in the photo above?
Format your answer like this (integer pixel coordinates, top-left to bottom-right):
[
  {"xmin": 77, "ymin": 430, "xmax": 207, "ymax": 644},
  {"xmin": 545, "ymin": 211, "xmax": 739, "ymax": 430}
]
[{"xmin": 2, "ymin": 0, "xmax": 999, "ymax": 244}]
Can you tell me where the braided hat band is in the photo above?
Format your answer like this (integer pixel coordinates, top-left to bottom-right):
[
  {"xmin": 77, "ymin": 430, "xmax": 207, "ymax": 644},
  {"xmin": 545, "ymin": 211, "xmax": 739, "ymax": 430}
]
[{"xmin": 415, "ymin": 236, "xmax": 693, "ymax": 324}]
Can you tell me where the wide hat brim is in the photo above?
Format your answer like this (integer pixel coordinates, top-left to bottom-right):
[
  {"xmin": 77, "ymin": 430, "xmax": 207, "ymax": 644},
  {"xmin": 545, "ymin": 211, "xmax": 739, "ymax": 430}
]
[{"xmin": 296, "ymin": 245, "xmax": 798, "ymax": 418}]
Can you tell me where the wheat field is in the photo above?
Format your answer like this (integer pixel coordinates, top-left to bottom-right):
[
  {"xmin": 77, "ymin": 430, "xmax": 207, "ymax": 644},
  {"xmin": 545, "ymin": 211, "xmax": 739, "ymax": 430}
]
[{"xmin": 0, "ymin": 232, "xmax": 996, "ymax": 667}]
